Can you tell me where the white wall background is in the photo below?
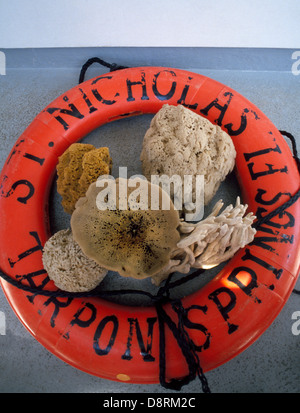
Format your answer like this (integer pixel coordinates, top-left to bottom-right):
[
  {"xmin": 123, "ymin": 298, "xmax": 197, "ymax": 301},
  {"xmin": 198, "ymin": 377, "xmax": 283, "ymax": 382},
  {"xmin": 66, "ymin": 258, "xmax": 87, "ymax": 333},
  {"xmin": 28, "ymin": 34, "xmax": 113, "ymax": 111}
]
[{"xmin": 0, "ymin": 0, "xmax": 299, "ymax": 48}]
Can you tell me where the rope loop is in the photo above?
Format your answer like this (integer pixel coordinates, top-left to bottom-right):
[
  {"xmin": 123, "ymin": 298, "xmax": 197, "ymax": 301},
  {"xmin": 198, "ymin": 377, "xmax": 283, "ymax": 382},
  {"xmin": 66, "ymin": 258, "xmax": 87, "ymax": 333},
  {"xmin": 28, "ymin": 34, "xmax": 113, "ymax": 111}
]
[{"xmin": 78, "ymin": 57, "xmax": 128, "ymax": 84}]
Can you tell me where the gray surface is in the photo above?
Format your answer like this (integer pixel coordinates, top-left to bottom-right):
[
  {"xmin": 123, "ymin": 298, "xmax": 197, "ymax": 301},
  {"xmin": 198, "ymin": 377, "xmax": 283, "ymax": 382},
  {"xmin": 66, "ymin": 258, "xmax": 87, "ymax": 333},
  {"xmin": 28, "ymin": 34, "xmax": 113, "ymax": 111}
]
[
  {"xmin": 0, "ymin": 47, "xmax": 299, "ymax": 393},
  {"xmin": 3, "ymin": 47, "xmax": 298, "ymax": 72}
]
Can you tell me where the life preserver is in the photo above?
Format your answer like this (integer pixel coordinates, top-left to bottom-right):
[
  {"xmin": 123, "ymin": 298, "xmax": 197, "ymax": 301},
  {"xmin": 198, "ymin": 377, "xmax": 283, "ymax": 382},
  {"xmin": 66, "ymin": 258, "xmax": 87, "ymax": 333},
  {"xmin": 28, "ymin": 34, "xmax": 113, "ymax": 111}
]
[{"xmin": 0, "ymin": 67, "xmax": 299, "ymax": 385}]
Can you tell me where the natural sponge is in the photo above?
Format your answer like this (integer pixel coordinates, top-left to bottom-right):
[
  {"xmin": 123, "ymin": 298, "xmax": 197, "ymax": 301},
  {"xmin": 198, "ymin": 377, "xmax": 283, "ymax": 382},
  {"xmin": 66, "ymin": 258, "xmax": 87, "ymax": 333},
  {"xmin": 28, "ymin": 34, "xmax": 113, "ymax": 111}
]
[
  {"xmin": 71, "ymin": 177, "xmax": 180, "ymax": 281},
  {"xmin": 140, "ymin": 104, "xmax": 236, "ymax": 206},
  {"xmin": 56, "ymin": 143, "xmax": 112, "ymax": 214},
  {"xmin": 42, "ymin": 229, "xmax": 108, "ymax": 292}
]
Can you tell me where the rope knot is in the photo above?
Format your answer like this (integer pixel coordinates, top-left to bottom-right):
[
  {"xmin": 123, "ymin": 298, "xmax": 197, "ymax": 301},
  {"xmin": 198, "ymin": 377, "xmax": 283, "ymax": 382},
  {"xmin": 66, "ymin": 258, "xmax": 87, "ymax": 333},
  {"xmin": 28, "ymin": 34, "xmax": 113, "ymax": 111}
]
[
  {"xmin": 78, "ymin": 57, "xmax": 128, "ymax": 83},
  {"xmin": 109, "ymin": 62, "xmax": 128, "ymax": 72},
  {"xmin": 152, "ymin": 274, "xmax": 211, "ymax": 393}
]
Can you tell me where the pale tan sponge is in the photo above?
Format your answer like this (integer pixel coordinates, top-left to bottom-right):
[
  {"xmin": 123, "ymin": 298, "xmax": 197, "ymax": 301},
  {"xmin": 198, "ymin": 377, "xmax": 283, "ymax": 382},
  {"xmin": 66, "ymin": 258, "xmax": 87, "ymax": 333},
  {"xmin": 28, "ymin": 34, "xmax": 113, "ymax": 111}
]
[
  {"xmin": 42, "ymin": 229, "xmax": 108, "ymax": 292},
  {"xmin": 140, "ymin": 104, "xmax": 236, "ymax": 205},
  {"xmin": 56, "ymin": 143, "xmax": 112, "ymax": 214},
  {"xmin": 71, "ymin": 177, "xmax": 180, "ymax": 281}
]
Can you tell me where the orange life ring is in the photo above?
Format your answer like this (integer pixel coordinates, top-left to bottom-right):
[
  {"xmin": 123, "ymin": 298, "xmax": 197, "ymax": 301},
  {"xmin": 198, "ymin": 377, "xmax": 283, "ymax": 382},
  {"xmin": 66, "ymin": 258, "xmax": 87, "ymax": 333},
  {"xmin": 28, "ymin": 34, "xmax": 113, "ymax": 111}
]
[{"xmin": 0, "ymin": 67, "xmax": 299, "ymax": 386}]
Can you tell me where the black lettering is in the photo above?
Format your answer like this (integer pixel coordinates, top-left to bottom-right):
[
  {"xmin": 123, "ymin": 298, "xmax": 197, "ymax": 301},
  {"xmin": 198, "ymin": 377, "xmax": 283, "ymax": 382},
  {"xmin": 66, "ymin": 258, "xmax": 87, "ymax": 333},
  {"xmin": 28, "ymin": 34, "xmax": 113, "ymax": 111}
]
[
  {"xmin": 251, "ymin": 231, "xmax": 294, "ymax": 252},
  {"xmin": 46, "ymin": 98, "xmax": 84, "ymax": 131},
  {"xmin": 252, "ymin": 204, "xmax": 295, "ymax": 252},
  {"xmin": 6, "ymin": 268, "xmax": 50, "ymax": 306},
  {"xmin": 177, "ymin": 77, "xmax": 198, "ymax": 109},
  {"xmin": 256, "ymin": 207, "xmax": 295, "ymax": 230},
  {"xmin": 152, "ymin": 70, "xmax": 177, "ymax": 101},
  {"xmin": 200, "ymin": 95, "xmax": 252, "ymax": 136},
  {"xmin": 200, "ymin": 92, "xmax": 233, "ymax": 126},
  {"xmin": 244, "ymin": 143, "xmax": 282, "ymax": 162},
  {"xmin": 183, "ymin": 304, "xmax": 211, "ymax": 352},
  {"xmin": 245, "ymin": 143, "xmax": 288, "ymax": 180},
  {"xmin": 250, "ymin": 207, "xmax": 295, "ymax": 252},
  {"xmin": 247, "ymin": 162, "xmax": 288, "ymax": 180},
  {"xmin": 126, "ymin": 71, "xmax": 149, "ymax": 102},
  {"xmin": 8, "ymin": 231, "xmax": 43, "ymax": 267},
  {"xmin": 93, "ymin": 315, "xmax": 119, "ymax": 356},
  {"xmin": 122, "ymin": 317, "xmax": 157, "ymax": 362},
  {"xmin": 227, "ymin": 266, "xmax": 261, "ymax": 303},
  {"xmin": 79, "ymin": 88, "xmax": 97, "ymax": 113},
  {"xmin": 0, "ymin": 175, "xmax": 8, "ymax": 192},
  {"xmin": 255, "ymin": 188, "xmax": 291, "ymax": 205},
  {"xmin": 43, "ymin": 296, "xmax": 73, "ymax": 328},
  {"xmin": 91, "ymin": 75, "xmax": 119, "ymax": 105},
  {"xmin": 0, "ymin": 179, "xmax": 35, "ymax": 204},
  {"xmin": 208, "ymin": 287, "xmax": 238, "ymax": 334},
  {"xmin": 251, "ymin": 233, "xmax": 279, "ymax": 252},
  {"xmin": 23, "ymin": 153, "xmax": 45, "ymax": 166},
  {"xmin": 224, "ymin": 110, "xmax": 247, "ymax": 136},
  {"xmin": 242, "ymin": 248, "xmax": 283, "ymax": 280},
  {"xmin": 16, "ymin": 268, "xmax": 48, "ymax": 290},
  {"xmin": 70, "ymin": 302, "xmax": 97, "ymax": 328},
  {"xmin": 5, "ymin": 139, "xmax": 25, "ymax": 165},
  {"xmin": 258, "ymin": 208, "xmax": 295, "ymax": 232}
]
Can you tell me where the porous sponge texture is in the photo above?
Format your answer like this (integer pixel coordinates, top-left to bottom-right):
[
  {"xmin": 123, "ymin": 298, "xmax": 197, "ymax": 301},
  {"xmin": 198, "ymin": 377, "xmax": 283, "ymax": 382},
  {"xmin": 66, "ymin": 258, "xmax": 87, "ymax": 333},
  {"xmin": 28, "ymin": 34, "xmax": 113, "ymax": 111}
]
[
  {"xmin": 42, "ymin": 229, "xmax": 107, "ymax": 292},
  {"xmin": 140, "ymin": 104, "xmax": 236, "ymax": 205},
  {"xmin": 56, "ymin": 143, "xmax": 112, "ymax": 214},
  {"xmin": 71, "ymin": 178, "xmax": 180, "ymax": 280}
]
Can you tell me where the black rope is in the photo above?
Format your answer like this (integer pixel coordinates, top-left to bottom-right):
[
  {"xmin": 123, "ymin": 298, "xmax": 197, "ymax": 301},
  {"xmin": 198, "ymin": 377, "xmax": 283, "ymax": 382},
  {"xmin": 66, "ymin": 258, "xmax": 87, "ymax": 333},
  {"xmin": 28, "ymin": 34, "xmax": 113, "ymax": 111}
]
[
  {"xmin": 0, "ymin": 57, "xmax": 300, "ymax": 392},
  {"xmin": 78, "ymin": 57, "xmax": 128, "ymax": 84},
  {"xmin": 0, "ymin": 266, "xmax": 209, "ymax": 392}
]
